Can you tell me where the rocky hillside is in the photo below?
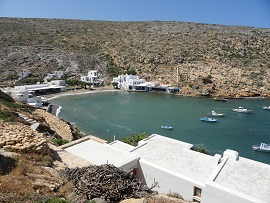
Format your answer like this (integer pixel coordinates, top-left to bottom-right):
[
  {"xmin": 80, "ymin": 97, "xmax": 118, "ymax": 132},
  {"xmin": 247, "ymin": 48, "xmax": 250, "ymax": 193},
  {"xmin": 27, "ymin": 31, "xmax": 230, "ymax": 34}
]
[{"xmin": 1, "ymin": 18, "xmax": 270, "ymax": 97}]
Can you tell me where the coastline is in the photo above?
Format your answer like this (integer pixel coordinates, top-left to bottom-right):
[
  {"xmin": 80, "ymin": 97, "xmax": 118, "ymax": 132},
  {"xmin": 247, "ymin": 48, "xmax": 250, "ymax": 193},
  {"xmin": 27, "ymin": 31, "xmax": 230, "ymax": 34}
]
[
  {"xmin": 42, "ymin": 87, "xmax": 120, "ymax": 101},
  {"xmin": 40, "ymin": 86, "xmax": 269, "ymax": 102}
]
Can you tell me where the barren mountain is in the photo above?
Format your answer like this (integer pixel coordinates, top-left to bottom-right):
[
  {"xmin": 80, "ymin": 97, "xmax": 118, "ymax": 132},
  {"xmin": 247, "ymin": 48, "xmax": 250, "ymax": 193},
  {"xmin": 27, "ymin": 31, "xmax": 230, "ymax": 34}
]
[{"xmin": 1, "ymin": 18, "xmax": 270, "ymax": 97}]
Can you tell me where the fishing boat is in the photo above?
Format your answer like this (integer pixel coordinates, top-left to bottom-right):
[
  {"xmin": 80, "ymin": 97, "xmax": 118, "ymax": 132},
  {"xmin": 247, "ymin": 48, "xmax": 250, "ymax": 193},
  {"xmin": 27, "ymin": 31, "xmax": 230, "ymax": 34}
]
[
  {"xmin": 213, "ymin": 97, "xmax": 227, "ymax": 102},
  {"xmin": 263, "ymin": 105, "xmax": 270, "ymax": 110},
  {"xmin": 252, "ymin": 143, "xmax": 270, "ymax": 152},
  {"xmin": 207, "ymin": 110, "xmax": 225, "ymax": 117},
  {"xmin": 161, "ymin": 125, "xmax": 173, "ymax": 130},
  {"xmin": 232, "ymin": 106, "xmax": 253, "ymax": 113},
  {"xmin": 200, "ymin": 117, "xmax": 218, "ymax": 122}
]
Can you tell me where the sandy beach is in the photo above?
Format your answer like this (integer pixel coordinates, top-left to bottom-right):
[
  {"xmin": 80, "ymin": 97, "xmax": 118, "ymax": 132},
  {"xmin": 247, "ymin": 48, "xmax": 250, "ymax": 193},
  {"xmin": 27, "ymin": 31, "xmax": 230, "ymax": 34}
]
[{"xmin": 42, "ymin": 86, "xmax": 120, "ymax": 101}]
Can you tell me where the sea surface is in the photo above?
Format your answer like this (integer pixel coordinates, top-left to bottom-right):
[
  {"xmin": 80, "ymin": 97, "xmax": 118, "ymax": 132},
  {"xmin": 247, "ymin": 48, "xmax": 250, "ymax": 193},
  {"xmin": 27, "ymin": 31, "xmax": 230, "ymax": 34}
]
[{"xmin": 51, "ymin": 91, "xmax": 270, "ymax": 165}]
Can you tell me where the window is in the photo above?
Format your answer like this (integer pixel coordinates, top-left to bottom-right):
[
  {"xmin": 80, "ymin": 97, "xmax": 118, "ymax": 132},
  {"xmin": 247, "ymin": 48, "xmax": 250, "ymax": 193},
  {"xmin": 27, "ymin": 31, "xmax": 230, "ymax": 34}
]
[{"xmin": 193, "ymin": 187, "xmax": 202, "ymax": 202}]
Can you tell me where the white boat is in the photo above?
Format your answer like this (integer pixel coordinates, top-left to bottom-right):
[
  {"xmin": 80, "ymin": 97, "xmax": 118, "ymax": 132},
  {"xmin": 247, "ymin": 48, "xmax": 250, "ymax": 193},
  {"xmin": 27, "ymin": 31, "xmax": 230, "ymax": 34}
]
[
  {"xmin": 200, "ymin": 117, "xmax": 218, "ymax": 122},
  {"xmin": 263, "ymin": 106, "xmax": 270, "ymax": 110},
  {"xmin": 207, "ymin": 110, "xmax": 225, "ymax": 117},
  {"xmin": 232, "ymin": 106, "xmax": 253, "ymax": 113},
  {"xmin": 161, "ymin": 125, "xmax": 173, "ymax": 130},
  {"xmin": 252, "ymin": 143, "xmax": 270, "ymax": 152}
]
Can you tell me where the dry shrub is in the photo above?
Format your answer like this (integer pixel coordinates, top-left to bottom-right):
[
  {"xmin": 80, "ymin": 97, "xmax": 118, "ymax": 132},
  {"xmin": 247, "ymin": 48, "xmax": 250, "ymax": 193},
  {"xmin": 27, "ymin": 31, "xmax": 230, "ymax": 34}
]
[
  {"xmin": 144, "ymin": 194, "xmax": 190, "ymax": 203},
  {"xmin": 0, "ymin": 174, "xmax": 32, "ymax": 192},
  {"xmin": 20, "ymin": 153, "xmax": 54, "ymax": 167},
  {"xmin": 167, "ymin": 192, "xmax": 183, "ymax": 199},
  {"xmin": 0, "ymin": 153, "xmax": 59, "ymax": 202},
  {"xmin": 59, "ymin": 181, "xmax": 77, "ymax": 200}
]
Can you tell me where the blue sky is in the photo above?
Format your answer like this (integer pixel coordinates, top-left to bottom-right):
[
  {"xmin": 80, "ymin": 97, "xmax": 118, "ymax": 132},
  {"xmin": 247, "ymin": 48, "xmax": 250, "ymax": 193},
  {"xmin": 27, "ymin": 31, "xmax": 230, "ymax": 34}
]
[{"xmin": 0, "ymin": 0, "xmax": 270, "ymax": 28}]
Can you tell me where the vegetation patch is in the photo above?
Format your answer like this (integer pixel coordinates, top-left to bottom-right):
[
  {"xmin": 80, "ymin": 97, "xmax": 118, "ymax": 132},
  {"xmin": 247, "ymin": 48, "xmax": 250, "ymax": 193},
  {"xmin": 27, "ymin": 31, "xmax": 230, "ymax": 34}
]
[
  {"xmin": 202, "ymin": 75, "xmax": 213, "ymax": 84},
  {"xmin": 0, "ymin": 110, "xmax": 15, "ymax": 122},
  {"xmin": 53, "ymin": 138, "xmax": 69, "ymax": 146},
  {"xmin": 191, "ymin": 144, "xmax": 211, "ymax": 155},
  {"xmin": 122, "ymin": 132, "xmax": 148, "ymax": 146}
]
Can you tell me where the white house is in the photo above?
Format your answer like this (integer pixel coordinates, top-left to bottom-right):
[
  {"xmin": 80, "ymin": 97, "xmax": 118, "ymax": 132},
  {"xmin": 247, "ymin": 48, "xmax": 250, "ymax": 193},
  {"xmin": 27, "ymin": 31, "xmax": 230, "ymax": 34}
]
[
  {"xmin": 46, "ymin": 71, "xmax": 64, "ymax": 79},
  {"xmin": 62, "ymin": 134, "xmax": 270, "ymax": 203},
  {"xmin": 14, "ymin": 68, "xmax": 31, "ymax": 84},
  {"xmin": 81, "ymin": 70, "xmax": 103, "ymax": 86},
  {"xmin": 112, "ymin": 74, "xmax": 147, "ymax": 91},
  {"xmin": 112, "ymin": 74, "xmax": 179, "ymax": 93},
  {"xmin": 10, "ymin": 88, "xmax": 29, "ymax": 102},
  {"xmin": 20, "ymin": 69, "xmax": 30, "ymax": 78}
]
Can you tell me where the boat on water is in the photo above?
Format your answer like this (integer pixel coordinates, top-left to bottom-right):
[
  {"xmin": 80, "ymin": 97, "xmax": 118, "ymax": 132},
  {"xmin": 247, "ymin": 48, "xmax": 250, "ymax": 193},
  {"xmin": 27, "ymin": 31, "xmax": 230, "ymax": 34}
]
[
  {"xmin": 213, "ymin": 97, "xmax": 227, "ymax": 102},
  {"xmin": 252, "ymin": 143, "xmax": 270, "ymax": 152},
  {"xmin": 263, "ymin": 105, "xmax": 270, "ymax": 110},
  {"xmin": 207, "ymin": 110, "xmax": 225, "ymax": 117},
  {"xmin": 161, "ymin": 125, "xmax": 173, "ymax": 130},
  {"xmin": 200, "ymin": 117, "xmax": 218, "ymax": 122},
  {"xmin": 232, "ymin": 106, "xmax": 253, "ymax": 113}
]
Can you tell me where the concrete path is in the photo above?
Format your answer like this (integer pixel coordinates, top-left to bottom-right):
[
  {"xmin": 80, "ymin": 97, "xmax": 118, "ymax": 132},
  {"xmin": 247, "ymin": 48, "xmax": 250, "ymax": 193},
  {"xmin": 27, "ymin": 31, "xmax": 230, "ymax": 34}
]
[{"xmin": 49, "ymin": 143, "xmax": 91, "ymax": 169}]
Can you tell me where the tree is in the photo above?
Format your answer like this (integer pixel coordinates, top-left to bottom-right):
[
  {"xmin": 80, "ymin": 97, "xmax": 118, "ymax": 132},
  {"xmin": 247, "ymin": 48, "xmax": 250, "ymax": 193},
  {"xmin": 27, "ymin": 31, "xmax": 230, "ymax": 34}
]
[
  {"xmin": 112, "ymin": 82, "xmax": 119, "ymax": 89},
  {"xmin": 122, "ymin": 132, "xmax": 148, "ymax": 146}
]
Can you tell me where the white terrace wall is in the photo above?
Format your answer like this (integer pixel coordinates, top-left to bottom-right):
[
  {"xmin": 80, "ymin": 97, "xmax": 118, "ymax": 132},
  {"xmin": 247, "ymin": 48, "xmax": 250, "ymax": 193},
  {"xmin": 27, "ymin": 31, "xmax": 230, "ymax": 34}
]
[
  {"xmin": 202, "ymin": 181, "xmax": 265, "ymax": 203},
  {"xmin": 136, "ymin": 159, "xmax": 204, "ymax": 201}
]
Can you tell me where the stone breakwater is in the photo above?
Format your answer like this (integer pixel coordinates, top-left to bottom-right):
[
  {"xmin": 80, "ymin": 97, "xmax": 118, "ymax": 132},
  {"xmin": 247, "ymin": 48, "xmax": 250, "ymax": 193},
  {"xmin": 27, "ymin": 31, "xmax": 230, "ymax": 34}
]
[
  {"xmin": 0, "ymin": 120, "xmax": 49, "ymax": 154},
  {"xmin": 34, "ymin": 109, "xmax": 73, "ymax": 141}
]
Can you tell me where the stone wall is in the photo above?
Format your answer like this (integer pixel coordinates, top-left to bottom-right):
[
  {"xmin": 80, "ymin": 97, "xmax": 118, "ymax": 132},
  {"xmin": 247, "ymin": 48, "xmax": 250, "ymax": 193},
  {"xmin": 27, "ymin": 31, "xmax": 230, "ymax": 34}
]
[{"xmin": 0, "ymin": 120, "xmax": 49, "ymax": 154}]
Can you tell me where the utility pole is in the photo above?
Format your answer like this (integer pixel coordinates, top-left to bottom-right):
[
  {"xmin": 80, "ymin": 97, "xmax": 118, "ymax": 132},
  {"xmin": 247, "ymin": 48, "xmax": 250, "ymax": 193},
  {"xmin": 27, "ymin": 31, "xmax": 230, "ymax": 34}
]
[{"xmin": 177, "ymin": 66, "xmax": 179, "ymax": 89}]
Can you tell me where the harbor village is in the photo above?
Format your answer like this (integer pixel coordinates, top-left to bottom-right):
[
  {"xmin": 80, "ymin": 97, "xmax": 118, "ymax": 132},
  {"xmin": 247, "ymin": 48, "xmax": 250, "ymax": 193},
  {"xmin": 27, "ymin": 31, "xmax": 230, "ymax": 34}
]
[{"xmin": 1, "ymin": 68, "xmax": 270, "ymax": 203}]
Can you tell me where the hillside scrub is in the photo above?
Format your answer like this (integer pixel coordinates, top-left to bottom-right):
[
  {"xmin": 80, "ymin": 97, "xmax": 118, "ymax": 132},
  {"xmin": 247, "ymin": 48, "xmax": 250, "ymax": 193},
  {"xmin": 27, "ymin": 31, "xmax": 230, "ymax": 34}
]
[{"xmin": 0, "ymin": 18, "xmax": 270, "ymax": 97}]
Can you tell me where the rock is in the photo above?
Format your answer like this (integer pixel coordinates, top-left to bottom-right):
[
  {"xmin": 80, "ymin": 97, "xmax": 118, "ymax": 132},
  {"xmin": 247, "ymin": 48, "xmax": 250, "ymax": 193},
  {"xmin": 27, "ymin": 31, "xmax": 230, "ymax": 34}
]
[{"xmin": 0, "ymin": 141, "xmax": 6, "ymax": 147}]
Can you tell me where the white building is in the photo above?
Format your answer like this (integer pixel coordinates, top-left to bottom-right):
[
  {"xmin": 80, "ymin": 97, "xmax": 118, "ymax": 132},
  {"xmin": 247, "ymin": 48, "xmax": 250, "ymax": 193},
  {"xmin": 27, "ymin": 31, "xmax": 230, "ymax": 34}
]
[
  {"xmin": 10, "ymin": 88, "xmax": 29, "ymax": 102},
  {"xmin": 112, "ymin": 74, "xmax": 179, "ymax": 93},
  {"xmin": 27, "ymin": 96, "xmax": 42, "ymax": 107},
  {"xmin": 81, "ymin": 70, "xmax": 103, "ymax": 86},
  {"xmin": 112, "ymin": 74, "xmax": 147, "ymax": 91},
  {"xmin": 2, "ymin": 80, "xmax": 66, "ymax": 103},
  {"xmin": 61, "ymin": 134, "xmax": 270, "ymax": 203},
  {"xmin": 46, "ymin": 71, "xmax": 65, "ymax": 79},
  {"xmin": 14, "ymin": 68, "xmax": 31, "ymax": 84}
]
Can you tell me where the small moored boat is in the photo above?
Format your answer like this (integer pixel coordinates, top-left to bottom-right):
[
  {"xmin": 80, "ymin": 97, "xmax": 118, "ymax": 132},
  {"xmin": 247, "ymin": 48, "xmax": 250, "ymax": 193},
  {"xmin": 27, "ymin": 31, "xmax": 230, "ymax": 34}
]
[
  {"xmin": 232, "ymin": 106, "xmax": 253, "ymax": 113},
  {"xmin": 207, "ymin": 110, "xmax": 225, "ymax": 117},
  {"xmin": 263, "ymin": 106, "xmax": 270, "ymax": 110},
  {"xmin": 200, "ymin": 117, "xmax": 218, "ymax": 122},
  {"xmin": 252, "ymin": 143, "xmax": 270, "ymax": 152},
  {"xmin": 161, "ymin": 125, "xmax": 173, "ymax": 130}
]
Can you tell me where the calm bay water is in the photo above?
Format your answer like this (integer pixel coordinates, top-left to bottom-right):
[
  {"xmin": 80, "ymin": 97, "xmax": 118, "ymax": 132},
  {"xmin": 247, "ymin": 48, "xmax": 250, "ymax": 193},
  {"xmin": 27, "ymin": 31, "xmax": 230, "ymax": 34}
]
[{"xmin": 51, "ymin": 91, "xmax": 270, "ymax": 165}]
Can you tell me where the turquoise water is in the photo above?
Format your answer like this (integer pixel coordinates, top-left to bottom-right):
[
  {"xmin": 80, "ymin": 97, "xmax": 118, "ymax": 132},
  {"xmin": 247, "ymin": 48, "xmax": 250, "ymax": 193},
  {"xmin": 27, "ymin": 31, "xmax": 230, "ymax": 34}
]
[{"xmin": 51, "ymin": 91, "xmax": 270, "ymax": 165}]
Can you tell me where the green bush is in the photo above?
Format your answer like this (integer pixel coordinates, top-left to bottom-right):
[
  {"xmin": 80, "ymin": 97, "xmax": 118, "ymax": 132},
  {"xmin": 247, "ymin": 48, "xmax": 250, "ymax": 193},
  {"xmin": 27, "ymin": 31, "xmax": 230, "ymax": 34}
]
[
  {"xmin": 192, "ymin": 144, "xmax": 211, "ymax": 155},
  {"xmin": 202, "ymin": 75, "xmax": 213, "ymax": 84},
  {"xmin": 122, "ymin": 132, "xmax": 148, "ymax": 146},
  {"xmin": 126, "ymin": 69, "xmax": 137, "ymax": 75},
  {"xmin": 0, "ymin": 90, "xmax": 15, "ymax": 102},
  {"xmin": 54, "ymin": 138, "xmax": 69, "ymax": 146},
  {"xmin": 0, "ymin": 110, "xmax": 14, "ymax": 122},
  {"xmin": 107, "ymin": 66, "xmax": 119, "ymax": 76}
]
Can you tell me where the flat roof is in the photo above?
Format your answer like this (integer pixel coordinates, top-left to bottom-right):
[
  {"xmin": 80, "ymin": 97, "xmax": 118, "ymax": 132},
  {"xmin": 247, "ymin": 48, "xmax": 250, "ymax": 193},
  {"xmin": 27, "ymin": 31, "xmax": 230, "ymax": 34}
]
[
  {"xmin": 65, "ymin": 139, "xmax": 133, "ymax": 166},
  {"xmin": 109, "ymin": 140, "xmax": 136, "ymax": 151},
  {"xmin": 28, "ymin": 86, "xmax": 62, "ymax": 91},
  {"xmin": 131, "ymin": 134, "xmax": 219, "ymax": 183},
  {"xmin": 214, "ymin": 157, "xmax": 270, "ymax": 200}
]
